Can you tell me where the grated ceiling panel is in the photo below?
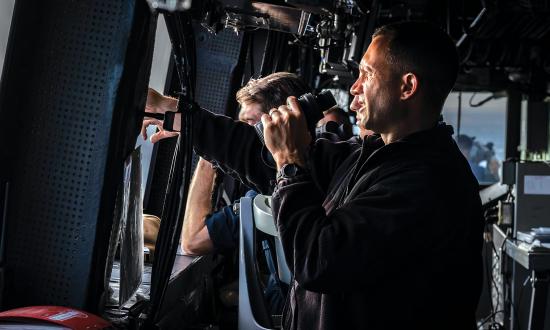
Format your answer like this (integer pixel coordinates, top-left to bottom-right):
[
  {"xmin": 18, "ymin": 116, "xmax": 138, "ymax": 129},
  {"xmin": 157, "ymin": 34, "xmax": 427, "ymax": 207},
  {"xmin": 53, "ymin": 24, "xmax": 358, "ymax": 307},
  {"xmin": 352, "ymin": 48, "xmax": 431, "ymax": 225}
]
[{"xmin": 195, "ymin": 26, "xmax": 244, "ymax": 114}]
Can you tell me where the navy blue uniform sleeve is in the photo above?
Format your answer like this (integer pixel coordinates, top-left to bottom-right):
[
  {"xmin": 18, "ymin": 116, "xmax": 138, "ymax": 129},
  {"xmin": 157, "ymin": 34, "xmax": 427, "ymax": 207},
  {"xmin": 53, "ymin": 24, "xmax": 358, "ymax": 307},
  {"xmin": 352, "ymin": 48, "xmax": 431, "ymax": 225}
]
[
  {"xmin": 204, "ymin": 190, "xmax": 258, "ymax": 254},
  {"xmin": 205, "ymin": 205, "xmax": 240, "ymax": 254}
]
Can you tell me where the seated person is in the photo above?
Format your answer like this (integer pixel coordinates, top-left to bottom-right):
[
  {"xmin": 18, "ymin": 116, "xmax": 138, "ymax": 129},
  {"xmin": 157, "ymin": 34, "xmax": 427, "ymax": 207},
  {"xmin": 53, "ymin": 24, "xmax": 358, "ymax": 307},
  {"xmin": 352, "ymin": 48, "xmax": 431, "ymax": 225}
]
[
  {"xmin": 177, "ymin": 72, "xmax": 312, "ymax": 256},
  {"xmin": 179, "ymin": 91, "xmax": 357, "ymax": 257}
]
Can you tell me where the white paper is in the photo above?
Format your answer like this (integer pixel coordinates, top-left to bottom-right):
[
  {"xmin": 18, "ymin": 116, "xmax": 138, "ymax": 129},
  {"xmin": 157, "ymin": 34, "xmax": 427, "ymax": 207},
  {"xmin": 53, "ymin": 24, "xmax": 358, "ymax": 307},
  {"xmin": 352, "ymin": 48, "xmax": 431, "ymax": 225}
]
[{"xmin": 524, "ymin": 175, "xmax": 550, "ymax": 195}]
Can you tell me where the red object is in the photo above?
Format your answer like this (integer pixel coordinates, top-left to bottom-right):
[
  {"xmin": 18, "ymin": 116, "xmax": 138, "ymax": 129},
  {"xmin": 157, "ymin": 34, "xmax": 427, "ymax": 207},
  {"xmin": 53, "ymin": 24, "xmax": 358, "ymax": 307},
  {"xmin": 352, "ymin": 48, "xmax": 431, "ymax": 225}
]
[{"xmin": 0, "ymin": 306, "xmax": 112, "ymax": 329}]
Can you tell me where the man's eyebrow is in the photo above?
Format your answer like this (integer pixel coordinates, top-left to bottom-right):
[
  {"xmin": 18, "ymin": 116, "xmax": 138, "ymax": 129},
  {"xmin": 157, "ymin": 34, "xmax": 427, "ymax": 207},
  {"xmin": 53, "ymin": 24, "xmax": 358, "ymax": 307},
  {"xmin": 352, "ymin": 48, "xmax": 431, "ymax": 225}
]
[{"xmin": 359, "ymin": 63, "xmax": 373, "ymax": 72}]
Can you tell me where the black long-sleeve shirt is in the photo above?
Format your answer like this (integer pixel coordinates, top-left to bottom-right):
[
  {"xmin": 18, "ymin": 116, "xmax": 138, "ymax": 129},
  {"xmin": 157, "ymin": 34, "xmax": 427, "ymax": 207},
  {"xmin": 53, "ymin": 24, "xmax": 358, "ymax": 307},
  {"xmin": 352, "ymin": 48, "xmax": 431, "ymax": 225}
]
[{"xmin": 191, "ymin": 108, "xmax": 483, "ymax": 330}]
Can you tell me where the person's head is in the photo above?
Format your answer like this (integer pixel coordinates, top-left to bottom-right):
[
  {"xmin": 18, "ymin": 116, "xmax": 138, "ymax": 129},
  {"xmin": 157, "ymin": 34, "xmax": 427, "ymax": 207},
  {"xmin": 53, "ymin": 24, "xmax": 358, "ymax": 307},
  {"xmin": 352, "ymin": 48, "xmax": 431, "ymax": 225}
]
[
  {"xmin": 317, "ymin": 107, "xmax": 350, "ymax": 127},
  {"xmin": 456, "ymin": 134, "xmax": 474, "ymax": 159},
  {"xmin": 350, "ymin": 21, "xmax": 459, "ymax": 139},
  {"xmin": 316, "ymin": 107, "xmax": 354, "ymax": 139},
  {"xmin": 236, "ymin": 72, "xmax": 311, "ymax": 125}
]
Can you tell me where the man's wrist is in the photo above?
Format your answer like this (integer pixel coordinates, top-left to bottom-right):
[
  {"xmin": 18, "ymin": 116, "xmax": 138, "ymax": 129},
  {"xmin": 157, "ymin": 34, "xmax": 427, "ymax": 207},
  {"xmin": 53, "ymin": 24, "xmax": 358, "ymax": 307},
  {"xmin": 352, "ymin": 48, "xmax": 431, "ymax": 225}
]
[
  {"xmin": 147, "ymin": 89, "xmax": 178, "ymax": 114},
  {"xmin": 273, "ymin": 151, "xmax": 307, "ymax": 170}
]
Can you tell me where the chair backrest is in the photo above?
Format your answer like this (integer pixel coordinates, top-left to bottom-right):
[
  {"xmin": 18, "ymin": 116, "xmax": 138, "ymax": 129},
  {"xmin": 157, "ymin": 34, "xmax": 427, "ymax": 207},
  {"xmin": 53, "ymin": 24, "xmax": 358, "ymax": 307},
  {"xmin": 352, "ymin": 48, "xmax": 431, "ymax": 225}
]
[
  {"xmin": 238, "ymin": 197, "xmax": 272, "ymax": 330},
  {"xmin": 252, "ymin": 195, "xmax": 291, "ymax": 284},
  {"xmin": 238, "ymin": 195, "xmax": 293, "ymax": 329}
]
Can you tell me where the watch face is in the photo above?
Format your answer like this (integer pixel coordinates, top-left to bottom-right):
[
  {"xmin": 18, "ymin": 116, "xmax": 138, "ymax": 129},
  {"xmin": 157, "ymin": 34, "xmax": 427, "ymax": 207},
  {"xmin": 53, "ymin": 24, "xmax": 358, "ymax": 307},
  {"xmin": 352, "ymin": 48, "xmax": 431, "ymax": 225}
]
[
  {"xmin": 282, "ymin": 164, "xmax": 298, "ymax": 177},
  {"xmin": 277, "ymin": 163, "xmax": 308, "ymax": 182}
]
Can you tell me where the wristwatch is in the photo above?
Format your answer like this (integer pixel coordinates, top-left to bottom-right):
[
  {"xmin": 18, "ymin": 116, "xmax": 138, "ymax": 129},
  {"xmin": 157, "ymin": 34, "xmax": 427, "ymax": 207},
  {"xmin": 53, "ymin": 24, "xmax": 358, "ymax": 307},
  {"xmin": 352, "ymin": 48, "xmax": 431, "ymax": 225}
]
[{"xmin": 276, "ymin": 163, "xmax": 308, "ymax": 182}]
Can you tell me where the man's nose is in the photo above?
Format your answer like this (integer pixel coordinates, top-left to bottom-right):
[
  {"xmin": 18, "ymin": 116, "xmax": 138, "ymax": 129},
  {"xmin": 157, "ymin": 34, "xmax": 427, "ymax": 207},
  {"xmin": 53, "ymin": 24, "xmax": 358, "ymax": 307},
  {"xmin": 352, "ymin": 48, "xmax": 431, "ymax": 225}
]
[{"xmin": 350, "ymin": 78, "xmax": 362, "ymax": 96}]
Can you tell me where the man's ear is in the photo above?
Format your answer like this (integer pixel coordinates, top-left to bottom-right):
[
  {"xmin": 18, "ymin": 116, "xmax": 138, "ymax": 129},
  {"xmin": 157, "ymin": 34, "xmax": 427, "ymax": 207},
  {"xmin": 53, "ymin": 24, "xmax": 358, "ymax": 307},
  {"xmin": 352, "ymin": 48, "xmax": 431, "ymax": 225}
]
[{"xmin": 400, "ymin": 73, "xmax": 418, "ymax": 101}]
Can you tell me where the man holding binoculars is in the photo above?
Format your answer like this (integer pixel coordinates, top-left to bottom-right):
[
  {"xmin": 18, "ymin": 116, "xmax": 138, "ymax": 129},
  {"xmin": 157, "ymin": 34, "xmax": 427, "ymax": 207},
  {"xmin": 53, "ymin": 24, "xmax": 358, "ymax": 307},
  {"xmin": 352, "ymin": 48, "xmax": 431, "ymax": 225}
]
[{"xmin": 143, "ymin": 21, "xmax": 483, "ymax": 330}]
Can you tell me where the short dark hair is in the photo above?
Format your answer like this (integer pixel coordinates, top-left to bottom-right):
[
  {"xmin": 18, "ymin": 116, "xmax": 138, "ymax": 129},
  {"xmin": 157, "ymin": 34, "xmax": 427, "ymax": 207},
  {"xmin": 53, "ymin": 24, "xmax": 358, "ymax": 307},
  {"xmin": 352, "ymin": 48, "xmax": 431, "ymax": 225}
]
[
  {"xmin": 236, "ymin": 72, "xmax": 311, "ymax": 113},
  {"xmin": 372, "ymin": 21, "xmax": 459, "ymax": 111}
]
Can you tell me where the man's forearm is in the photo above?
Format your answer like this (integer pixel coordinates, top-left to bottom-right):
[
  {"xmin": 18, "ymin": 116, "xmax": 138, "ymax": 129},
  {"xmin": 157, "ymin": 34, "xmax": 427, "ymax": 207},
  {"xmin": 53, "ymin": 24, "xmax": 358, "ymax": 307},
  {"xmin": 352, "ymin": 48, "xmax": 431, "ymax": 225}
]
[
  {"xmin": 181, "ymin": 158, "xmax": 217, "ymax": 252},
  {"xmin": 146, "ymin": 88, "xmax": 178, "ymax": 114}
]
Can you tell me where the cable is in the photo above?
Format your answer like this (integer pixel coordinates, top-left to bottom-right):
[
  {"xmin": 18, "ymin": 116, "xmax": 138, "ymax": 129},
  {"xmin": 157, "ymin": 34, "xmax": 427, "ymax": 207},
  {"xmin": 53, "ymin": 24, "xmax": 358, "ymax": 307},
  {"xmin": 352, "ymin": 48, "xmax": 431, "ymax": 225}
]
[
  {"xmin": 481, "ymin": 220, "xmax": 502, "ymax": 328},
  {"xmin": 249, "ymin": 33, "xmax": 255, "ymax": 78},
  {"xmin": 480, "ymin": 222, "xmax": 513, "ymax": 329},
  {"xmin": 478, "ymin": 310, "xmax": 505, "ymax": 329},
  {"xmin": 469, "ymin": 92, "xmax": 495, "ymax": 107},
  {"xmin": 493, "ymin": 232, "xmax": 523, "ymax": 330},
  {"xmin": 484, "ymin": 234, "xmax": 495, "ymax": 314},
  {"xmin": 457, "ymin": 91, "xmax": 462, "ymax": 137},
  {"xmin": 510, "ymin": 273, "xmax": 531, "ymax": 330}
]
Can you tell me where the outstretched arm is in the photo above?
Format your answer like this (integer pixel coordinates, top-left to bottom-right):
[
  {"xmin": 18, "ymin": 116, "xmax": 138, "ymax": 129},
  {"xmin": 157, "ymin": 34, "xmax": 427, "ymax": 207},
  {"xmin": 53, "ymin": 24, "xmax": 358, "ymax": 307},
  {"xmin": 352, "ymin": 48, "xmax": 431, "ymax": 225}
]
[
  {"xmin": 180, "ymin": 158, "xmax": 217, "ymax": 256},
  {"xmin": 141, "ymin": 88, "xmax": 275, "ymax": 193}
]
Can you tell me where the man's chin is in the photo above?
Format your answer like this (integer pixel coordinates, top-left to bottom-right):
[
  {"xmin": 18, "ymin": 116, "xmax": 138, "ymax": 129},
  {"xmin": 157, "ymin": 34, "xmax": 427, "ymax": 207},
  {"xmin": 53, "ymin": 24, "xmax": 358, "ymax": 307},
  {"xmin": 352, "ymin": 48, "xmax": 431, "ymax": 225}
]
[{"xmin": 360, "ymin": 121, "xmax": 377, "ymax": 136}]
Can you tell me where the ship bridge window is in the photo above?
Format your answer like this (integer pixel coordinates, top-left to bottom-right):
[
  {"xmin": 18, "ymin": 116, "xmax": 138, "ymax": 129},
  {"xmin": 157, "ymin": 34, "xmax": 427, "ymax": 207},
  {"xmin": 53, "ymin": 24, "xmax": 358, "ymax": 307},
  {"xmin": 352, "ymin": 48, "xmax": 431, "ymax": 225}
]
[{"xmin": 442, "ymin": 91, "xmax": 507, "ymax": 185}]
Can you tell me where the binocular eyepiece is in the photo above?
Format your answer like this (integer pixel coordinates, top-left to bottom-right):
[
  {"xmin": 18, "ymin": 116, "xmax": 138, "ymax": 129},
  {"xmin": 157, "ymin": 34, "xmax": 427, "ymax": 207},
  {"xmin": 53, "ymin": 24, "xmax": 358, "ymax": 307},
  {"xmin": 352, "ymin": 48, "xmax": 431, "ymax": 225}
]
[{"xmin": 254, "ymin": 90, "xmax": 337, "ymax": 145}]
